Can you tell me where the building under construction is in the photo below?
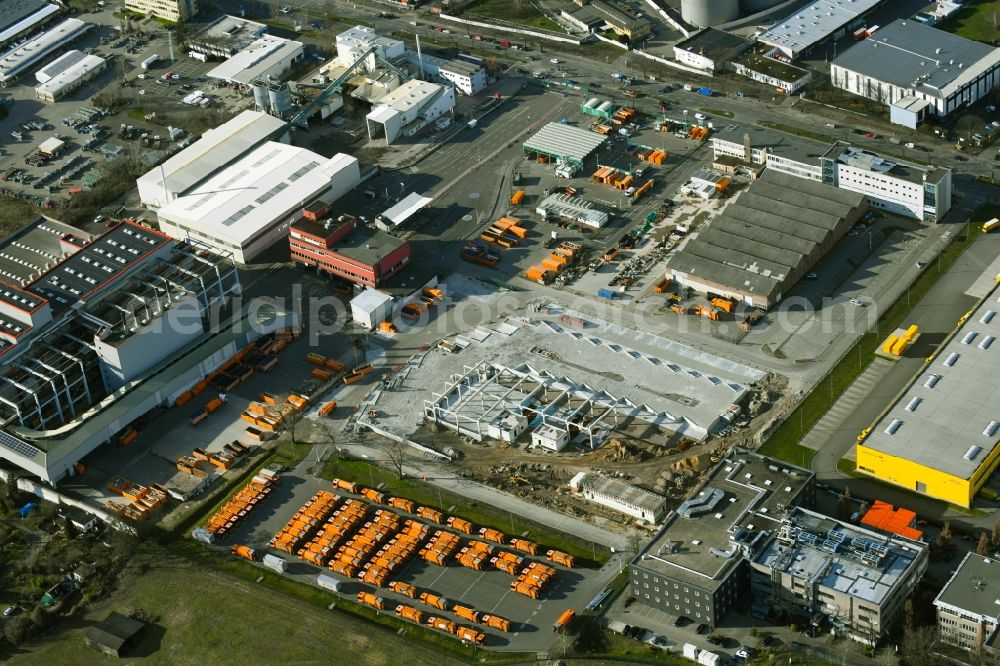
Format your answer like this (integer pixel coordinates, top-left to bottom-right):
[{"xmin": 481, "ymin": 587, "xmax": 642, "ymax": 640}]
[
  {"xmin": 0, "ymin": 221, "xmax": 248, "ymax": 483},
  {"xmin": 423, "ymin": 336, "xmax": 751, "ymax": 450}
]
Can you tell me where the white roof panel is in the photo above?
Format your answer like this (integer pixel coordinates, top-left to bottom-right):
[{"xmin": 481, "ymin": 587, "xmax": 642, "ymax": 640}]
[
  {"xmin": 157, "ymin": 143, "xmax": 359, "ymax": 247},
  {"xmin": 207, "ymin": 34, "xmax": 303, "ymax": 84},
  {"xmin": 381, "ymin": 192, "xmax": 432, "ymax": 225}
]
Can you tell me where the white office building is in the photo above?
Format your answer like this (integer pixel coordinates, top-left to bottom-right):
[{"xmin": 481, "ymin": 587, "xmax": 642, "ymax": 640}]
[
  {"xmin": 366, "ymin": 79, "xmax": 455, "ymax": 145},
  {"xmin": 831, "ymin": 19, "xmax": 1000, "ymax": 127},
  {"xmin": 820, "ymin": 143, "xmax": 952, "ymax": 221},
  {"xmin": 438, "ymin": 58, "xmax": 487, "ymax": 96},
  {"xmin": 137, "ymin": 110, "xmax": 287, "ymax": 208},
  {"xmin": 155, "ymin": 144, "xmax": 360, "ymax": 263},
  {"xmin": 710, "ymin": 125, "xmax": 825, "ymax": 181}
]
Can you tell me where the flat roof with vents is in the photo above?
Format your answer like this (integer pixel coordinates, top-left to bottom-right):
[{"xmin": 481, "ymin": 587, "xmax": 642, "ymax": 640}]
[
  {"xmin": 757, "ymin": 0, "xmax": 886, "ymax": 59},
  {"xmin": 26, "ymin": 221, "xmax": 171, "ymax": 313},
  {"xmin": 206, "ymin": 34, "xmax": 303, "ymax": 84},
  {"xmin": 0, "ymin": 17, "xmax": 89, "ymax": 85},
  {"xmin": 156, "ymin": 142, "xmax": 359, "ymax": 252},
  {"xmin": 861, "ymin": 282, "xmax": 1000, "ymax": 480},
  {"xmin": 634, "ymin": 451, "xmax": 814, "ymax": 589}
]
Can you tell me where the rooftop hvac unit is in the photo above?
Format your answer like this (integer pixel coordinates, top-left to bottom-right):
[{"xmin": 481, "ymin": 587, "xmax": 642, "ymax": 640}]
[
  {"xmin": 905, "ymin": 397, "xmax": 922, "ymax": 412},
  {"xmin": 984, "ymin": 422, "xmax": 999, "ymax": 438},
  {"xmin": 943, "ymin": 352, "xmax": 959, "ymax": 367},
  {"xmin": 924, "ymin": 374, "xmax": 941, "ymax": 388},
  {"xmin": 884, "ymin": 419, "xmax": 903, "ymax": 435},
  {"xmin": 965, "ymin": 445, "xmax": 983, "ymax": 460},
  {"xmin": 982, "ymin": 311, "xmax": 996, "ymax": 324},
  {"xmin": 962, "ymin": 332, "xmax": 978, "ymax": 344},
  {"xmin": 980, "ymin": 335, "xmax": 995, "ymax": 350}
]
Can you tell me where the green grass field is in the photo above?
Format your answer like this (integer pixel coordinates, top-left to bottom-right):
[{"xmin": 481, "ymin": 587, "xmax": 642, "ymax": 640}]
[
  {"xmin": 938, "ymin": 1, "xmax": 1000, "ymax": 43},
  {"xmin": 757, "ymin": 121, "xmax": 835, "ymax": 145},
  {"xmin": 759, "ymin": 207, "xmax": 992, "ymax": 465},
  {"xmin": 465, "ymin": 0, "xmax": 563, "ymax": 33},
  {"xmin": 9, "ymin": 552, "xmax": 465, "ymax": 666}
]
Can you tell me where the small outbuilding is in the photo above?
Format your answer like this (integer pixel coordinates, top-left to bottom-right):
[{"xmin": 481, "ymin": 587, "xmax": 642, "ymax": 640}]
[
  {"xmin": 350, "ymin": 288, "xmax": 394, "ymax": 329},
  {"xmin": 84, "ymin": 611, "xmax": 145, "ymax": 658}
]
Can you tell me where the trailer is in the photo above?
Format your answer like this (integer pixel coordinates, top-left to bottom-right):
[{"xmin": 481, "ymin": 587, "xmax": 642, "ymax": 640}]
[{"xmin": 141, "ymin": 54, "xmax": 160, "ymax": 69}]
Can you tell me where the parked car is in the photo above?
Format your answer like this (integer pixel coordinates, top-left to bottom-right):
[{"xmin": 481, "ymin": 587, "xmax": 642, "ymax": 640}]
[
  {"xmin": 3, "ymin": 606, "xmax": 19, "ymax": 617},
  {"xmin": 279, "ymin": 5, "xmax": 290, "ymax": 13},
  {"xmin": 674, "ymin": 616, "xmax": 690, "ymax": 627},
  {"xmin": 850, "ymin": 298, "xmax": 867, "ymax": 307},
  {"xmin": 696, "ymin": 623, "xmax": 709, "ymax": 634},
  {"xmin": 550, "ymin": 58, "xmax": 560, "ymax": 64}
]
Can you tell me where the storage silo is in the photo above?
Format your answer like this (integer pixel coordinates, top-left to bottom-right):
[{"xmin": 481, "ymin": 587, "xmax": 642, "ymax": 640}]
[
  {"xmin": 267, "ymin": 82, "xmax": 292, "ymax": 118},
  {"xmin": 252, "ymin": 80, "xmax": 268, "ymax": 110},
  {"xmin": 681, "ymin": 0, "xmax": 739, "ymax": 27}
]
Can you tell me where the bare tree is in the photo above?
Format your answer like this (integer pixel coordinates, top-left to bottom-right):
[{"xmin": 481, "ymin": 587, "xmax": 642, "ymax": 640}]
[
  {"xmin": 978, "ymin": 532, "xmax": 991, "ymax": 556},
  {"xmin": 901, "ymin": 626, "xmax": 939, "ymax": 666},
  {"xmin": 626, "ymin": 531, "xmax": 646, "ymax": 559},
  {"xmin": 903, "ymin": 598, "xmax": 915, "ymax": 633},
  {"xmin": 992, "ymin": 512, "xmax": 1000, "ymax": 548},
  {"xmin": 386, "ymin": 442, "xmax": 406, "ymax": 479}
]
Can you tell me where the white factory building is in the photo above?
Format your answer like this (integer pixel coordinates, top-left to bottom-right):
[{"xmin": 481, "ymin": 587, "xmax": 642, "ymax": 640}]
[
  {"xmin": 820, "ymin": 143, "xmax": 952, "ymax": 221},
  {"xmin": 0, "ymin": 1, "xmax": 62, "ymax": 50},
  {"xmin": 569, "ymin": 472, "xmax": 668, "ymax": 524},
  {"xmin": 207, "ymin": 33, "xmax": 304, "ymax": 85},
  {"xmin": 0, "ymin": 17, "xmax": 89, "ymax": 86},
  {"xmin": 155, "ymin": 144, "xmax": 360, "ymax": 263},
  {"xmin": 438, "ymin": 59, "xmax": 487, "ymax": 96},
  {"xmin": 34, "ymin": 50, "xmax": 106, "ymax": 102},
  {"xmin": 137, "ymin": 110, "xmax": 287, "ymax": 208},
  {"xmin": 335, "ymin": 25, "xmax": 404, "ymax": 71},
  {"xmin": 831, "ymin": 20, "xmax": 1000, "ymax": 127},
  {"xmin": 366, "ymin": 79, "xmax": 455, "ymax": 145}
]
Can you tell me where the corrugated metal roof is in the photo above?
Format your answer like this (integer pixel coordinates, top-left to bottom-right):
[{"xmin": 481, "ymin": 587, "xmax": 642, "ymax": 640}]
[
  {"xmin": 523, "ymin": 123, "xmax": 606, "ymax": 164},
  {"xmin": 666, "ymin": 170, "xmax": 864, "ymax": 300}
]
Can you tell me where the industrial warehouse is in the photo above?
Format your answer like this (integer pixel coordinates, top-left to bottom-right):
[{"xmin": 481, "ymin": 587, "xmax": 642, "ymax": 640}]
[
  {"xmin": 136, "ymin": 110, "xmax": 288, "ymax": 208},
  {"xmin": 831, "ymin": 19, "xmax": 1000, "ymax": 127},
  {"xmin": 33, "ymin": 49, "xmax": 106, "ymax": 102},
  {"xmin": 665, "ymin": 170, "xmax": 867, "ymax": 308},
  {"xmin": 856, "ymin": 281, "xmax": 1000, "ymax": 508},
  {"xmin": 0, "ymin": 221, "xmax": 245, "ymax": 483},
  {"xmin": 0, "ymin": 17, "xmax": 89, "ymax": 86},
  {"xmin": 0, "ymin": 0, "xmax": 62, "ymax": 50},
  {"xmin": 153, "ymin": 143, "xmax": 361, "ymax": 263}
]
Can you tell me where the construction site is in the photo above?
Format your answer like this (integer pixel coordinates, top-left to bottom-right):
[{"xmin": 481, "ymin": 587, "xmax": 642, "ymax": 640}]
[{"xmin": 340, "ymin": 284, "xmax": 788, "ymax": 536}]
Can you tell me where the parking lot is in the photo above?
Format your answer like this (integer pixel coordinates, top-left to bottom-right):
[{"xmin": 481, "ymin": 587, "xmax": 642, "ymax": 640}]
[
  {"xmin": 223, "ymin": 470, "xmax": 616, "ymax": 652},
  {"xmin": 0, "ymin": 6, "xmax": 253, "ymax": 208}
]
